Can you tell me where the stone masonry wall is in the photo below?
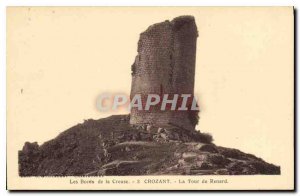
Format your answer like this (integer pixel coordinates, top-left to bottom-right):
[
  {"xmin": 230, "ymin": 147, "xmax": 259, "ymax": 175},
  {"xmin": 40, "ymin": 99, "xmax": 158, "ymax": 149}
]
[{"xmin": 130, "ymin": 16, "xmax": 198, "ymax": 131}]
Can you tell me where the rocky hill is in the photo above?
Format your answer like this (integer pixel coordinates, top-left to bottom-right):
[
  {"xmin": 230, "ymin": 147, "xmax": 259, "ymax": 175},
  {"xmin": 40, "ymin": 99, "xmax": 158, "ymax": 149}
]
[{"xmin": 19, "ymin": 115, "xmax": 280, "ymax": 176}]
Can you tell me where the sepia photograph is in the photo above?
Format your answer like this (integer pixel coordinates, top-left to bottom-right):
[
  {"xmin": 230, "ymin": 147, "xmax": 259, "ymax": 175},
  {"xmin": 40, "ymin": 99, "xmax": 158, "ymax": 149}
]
[{"xmin": 6, "ymin": 6, "xmax": 294, "ymax": 190}]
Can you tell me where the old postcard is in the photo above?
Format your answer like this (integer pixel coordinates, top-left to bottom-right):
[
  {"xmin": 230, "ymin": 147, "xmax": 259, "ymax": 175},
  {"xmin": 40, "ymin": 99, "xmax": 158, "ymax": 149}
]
[{"xmin": 7, "ymin": 7, "xmax": 294, "ymax": 190}]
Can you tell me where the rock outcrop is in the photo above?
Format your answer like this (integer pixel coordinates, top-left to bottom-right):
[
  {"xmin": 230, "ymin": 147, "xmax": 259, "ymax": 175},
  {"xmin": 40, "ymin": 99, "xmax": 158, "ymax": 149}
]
[{"xmin": 19, "ymin": 115, "xmax": 280, "ymax": 176}]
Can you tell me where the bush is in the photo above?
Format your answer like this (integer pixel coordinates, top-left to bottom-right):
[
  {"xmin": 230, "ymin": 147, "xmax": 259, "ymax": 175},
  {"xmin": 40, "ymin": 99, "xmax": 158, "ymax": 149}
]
[{"xmin": 199, "ymin": 132, "xmax": 213, "ymax": 143}]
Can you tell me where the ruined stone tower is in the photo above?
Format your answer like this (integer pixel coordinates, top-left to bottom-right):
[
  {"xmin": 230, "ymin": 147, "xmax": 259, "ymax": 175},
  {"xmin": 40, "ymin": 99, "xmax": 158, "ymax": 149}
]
[{"xmin": 130, "ymin": 16, "xmax": 198, "ymax": 131}]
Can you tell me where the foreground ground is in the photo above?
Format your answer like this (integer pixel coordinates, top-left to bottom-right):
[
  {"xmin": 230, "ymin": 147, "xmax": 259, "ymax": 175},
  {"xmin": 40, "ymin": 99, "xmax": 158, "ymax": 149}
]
[{"xmin": 19, "ymin": 115, "xmax": 280, "ymax": 176}]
